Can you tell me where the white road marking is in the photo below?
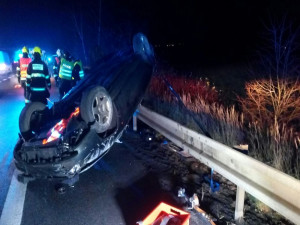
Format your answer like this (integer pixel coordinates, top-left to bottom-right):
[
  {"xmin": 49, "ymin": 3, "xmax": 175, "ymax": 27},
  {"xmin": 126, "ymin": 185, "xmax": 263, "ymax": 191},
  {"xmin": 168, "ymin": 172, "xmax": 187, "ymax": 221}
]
[
  {"xmin": 0, "ymin": 75, "xmax": 14, "ymax": 83},
  {"xmin": 0, "ymin": 169, "xmax": 27, "ymax": 225}
]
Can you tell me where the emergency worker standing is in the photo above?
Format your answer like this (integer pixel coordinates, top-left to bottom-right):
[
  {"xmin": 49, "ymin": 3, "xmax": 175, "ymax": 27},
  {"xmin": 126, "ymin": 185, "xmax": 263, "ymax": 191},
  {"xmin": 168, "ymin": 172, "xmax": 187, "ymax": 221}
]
[
  {"xmin": 26, "ymin": 46, "xmax": 51, "ymax": 105},
  {"xmin": 17, "ymin": 46, "xmax": 32, "ymax": 88},
  {"xmin": 72, "ymin": 59, "xmax": 84, "ymax": 87},
  {"xmin": 53, "ymin": 49, "xmax": 61, "ymax": 86},
  {"xmin": 59, "ymin": 51, "xmax": 74, "ymax": 99}
]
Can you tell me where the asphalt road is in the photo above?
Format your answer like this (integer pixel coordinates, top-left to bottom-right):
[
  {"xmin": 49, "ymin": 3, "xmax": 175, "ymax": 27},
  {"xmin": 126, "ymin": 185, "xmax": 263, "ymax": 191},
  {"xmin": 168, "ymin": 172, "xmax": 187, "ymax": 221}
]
[
  {"xmin": 20, "ymin": 140, "xmax": 179, "ymax": 225},
  {"xmin": 0, "ymin": 73, "xmax": 26, "ymax": 216}
]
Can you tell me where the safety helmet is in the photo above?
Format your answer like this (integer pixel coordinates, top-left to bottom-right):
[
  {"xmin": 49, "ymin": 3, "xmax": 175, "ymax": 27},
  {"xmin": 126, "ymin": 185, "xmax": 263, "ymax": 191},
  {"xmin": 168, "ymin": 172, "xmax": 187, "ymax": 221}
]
[
  {"xmin": 33, "ymin": 46, "xmax": 42, "ymax": 56},
  {"xmin": 22, "ymin": 46, "xmax": 29, "ymax": 54},
  {"xmin": 56, "ymin": 49, "xmax": 61, "ymax": 57}
]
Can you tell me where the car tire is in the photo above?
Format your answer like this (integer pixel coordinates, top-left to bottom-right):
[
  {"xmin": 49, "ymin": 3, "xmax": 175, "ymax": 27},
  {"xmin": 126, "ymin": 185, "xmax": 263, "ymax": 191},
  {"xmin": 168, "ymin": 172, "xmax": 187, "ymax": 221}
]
[
  {"xmin": 80, "ymin": 86, "xmax": 114, "ymax": 133},
  {"xmin": 19, "ymin": 102, "xmax": 47, "ymax": 140},
  {"xmin": 133, "ymin": 33, "xmax": 154, "ymax": 62}
]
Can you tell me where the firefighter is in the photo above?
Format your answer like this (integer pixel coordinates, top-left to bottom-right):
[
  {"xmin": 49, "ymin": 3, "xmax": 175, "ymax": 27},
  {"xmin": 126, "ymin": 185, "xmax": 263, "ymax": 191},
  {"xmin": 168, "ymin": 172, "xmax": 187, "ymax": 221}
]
[
  {"xmin": 58, "ymin": 51, "xmax": 74, "ymax": 99},
  {"xmin": 72, "ymin": 59, "xmax": 84, "ymax": 87},
  {"xmin": 26, "ymin": 46, "xmax": 51, "ymax": 105},
  {"xmin": 17, "ymin": 46, "xmax": 32, "ymax": 89},
  {"xmin": 53, "ymin": 48, "xmax": 61, "ymax": 86}
]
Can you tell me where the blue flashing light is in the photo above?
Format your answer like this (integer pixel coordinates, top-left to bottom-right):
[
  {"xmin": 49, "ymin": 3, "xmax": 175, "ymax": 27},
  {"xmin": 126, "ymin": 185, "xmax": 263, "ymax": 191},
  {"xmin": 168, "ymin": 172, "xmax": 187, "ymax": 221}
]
[
  {"xmin": 47, "ymin": 57, "xmax": 51, "ymax": 62},
  {"xmin": 14, "ymin": 49, "xmax": 23, "ymax": 61}
]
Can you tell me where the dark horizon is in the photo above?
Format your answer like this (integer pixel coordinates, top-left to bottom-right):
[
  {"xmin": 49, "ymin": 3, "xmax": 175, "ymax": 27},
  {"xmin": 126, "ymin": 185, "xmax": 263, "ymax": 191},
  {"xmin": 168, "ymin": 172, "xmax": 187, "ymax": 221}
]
[{"xmin": 1, "ymin": 0, "xmax": 300, "ymax": 66}]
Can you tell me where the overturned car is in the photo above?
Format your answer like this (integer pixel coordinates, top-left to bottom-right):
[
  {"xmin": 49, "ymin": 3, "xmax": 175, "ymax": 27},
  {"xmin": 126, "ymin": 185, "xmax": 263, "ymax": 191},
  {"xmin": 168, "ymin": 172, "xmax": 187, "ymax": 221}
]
[{"xmin": 14, "ymin": 33, "xmax": 155, "ymax": 183}]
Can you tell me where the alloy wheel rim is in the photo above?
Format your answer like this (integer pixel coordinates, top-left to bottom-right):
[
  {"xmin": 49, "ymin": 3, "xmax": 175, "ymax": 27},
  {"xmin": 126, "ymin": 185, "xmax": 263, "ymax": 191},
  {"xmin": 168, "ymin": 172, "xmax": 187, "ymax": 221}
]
[{"xmin": 92, "ymin": 93, "xmax": 112, "ymax": 128}]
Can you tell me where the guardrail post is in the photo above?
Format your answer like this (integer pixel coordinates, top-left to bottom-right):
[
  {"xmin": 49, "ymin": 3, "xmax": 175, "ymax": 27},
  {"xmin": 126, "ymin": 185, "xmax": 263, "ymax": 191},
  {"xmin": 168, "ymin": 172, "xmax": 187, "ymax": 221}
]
[{"xmin": 235, "ymin": 186, "xmax": 245, "ymax": 222}]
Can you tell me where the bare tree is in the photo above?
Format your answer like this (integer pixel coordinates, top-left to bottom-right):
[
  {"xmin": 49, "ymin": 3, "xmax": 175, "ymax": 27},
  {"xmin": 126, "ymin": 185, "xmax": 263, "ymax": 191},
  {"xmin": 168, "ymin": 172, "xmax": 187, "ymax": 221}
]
[
  {"xmin": 242, "ymin": 18, "xmax": 300, "ymax": 132},
  {"xmin": 258, "ymin": 17, "xmax": 300, "ymax": 78},
  {"xmin": 239, "ymin": 78, "xmax": 300, "ymax": 174},
  {"xmin": 239, "ymin": 19, "xmax": 300, "ymax": 175},
  {"xmin": 239, "ymin": 78, "xmax": 300, "ymax": 129}
]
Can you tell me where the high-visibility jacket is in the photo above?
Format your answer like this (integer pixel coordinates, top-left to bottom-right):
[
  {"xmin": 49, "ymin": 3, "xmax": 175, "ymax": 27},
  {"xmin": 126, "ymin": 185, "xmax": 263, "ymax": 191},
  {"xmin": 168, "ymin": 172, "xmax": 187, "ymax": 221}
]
[
  {"xmin": 27, "ymin": 58, "xmax": 51, "ymax": 94},
  {"xmin": 74, "ymin": 60, "xmax": 84, "ymax": 79},
  {"xmin": 19, "ymin": 57, "xmax": 32, "ymax": 81},
  {"xmin": 59, "ymin": 58, "xmax": 74, "ymax": 80}
]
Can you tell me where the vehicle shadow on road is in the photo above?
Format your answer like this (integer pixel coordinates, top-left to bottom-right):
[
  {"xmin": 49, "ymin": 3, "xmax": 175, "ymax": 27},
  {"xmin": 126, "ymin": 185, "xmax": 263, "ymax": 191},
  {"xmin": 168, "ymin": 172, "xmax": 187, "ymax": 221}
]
[{"xmin": 115, "ymin": 172, "xmax": 181, "ymax": 225}]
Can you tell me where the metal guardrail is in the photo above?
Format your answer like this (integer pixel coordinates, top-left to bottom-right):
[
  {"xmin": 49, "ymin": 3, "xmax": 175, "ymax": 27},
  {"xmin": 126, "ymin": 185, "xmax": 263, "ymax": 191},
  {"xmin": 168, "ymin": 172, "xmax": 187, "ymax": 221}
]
[{"xmin": 135, "ymin": 105, "xmax": 300, "ymax": 225}]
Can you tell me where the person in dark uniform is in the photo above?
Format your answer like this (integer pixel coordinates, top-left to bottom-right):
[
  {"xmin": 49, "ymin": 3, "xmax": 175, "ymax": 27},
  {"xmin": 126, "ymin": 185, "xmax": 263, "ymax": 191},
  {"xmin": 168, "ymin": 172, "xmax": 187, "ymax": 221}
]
[
  {"xmin": 72, "ymin": 59, "xmax": 84, "ymax": 87},
  {"xmin": 58, "ymin": 51, "xmax": 74, "ymax": 99},
  {"xmin": 26, "ymin": 46, "xmax": 51, "ymax": 105}
]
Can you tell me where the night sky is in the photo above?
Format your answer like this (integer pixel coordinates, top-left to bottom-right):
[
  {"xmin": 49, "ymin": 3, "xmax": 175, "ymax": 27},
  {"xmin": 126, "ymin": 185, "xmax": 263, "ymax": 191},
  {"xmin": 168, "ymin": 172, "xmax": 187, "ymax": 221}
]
[{"xmin": 0, "ymin": 0, "xmax": 300, "ymax": 66}]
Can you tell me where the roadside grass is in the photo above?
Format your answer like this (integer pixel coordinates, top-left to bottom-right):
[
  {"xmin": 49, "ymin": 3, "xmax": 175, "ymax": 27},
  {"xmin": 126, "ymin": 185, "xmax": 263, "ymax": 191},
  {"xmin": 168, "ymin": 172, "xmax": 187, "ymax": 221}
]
[
  {"xmin": 144, "ymin": 72, "xmax": 245, "ymax": 148},
  {"xmin": 247, "ymin": 122, "xmax": 300, "ymax": 178},
  {"xmin": 143, "ymin": 66, "xmax": 300, "ymax": 179}
]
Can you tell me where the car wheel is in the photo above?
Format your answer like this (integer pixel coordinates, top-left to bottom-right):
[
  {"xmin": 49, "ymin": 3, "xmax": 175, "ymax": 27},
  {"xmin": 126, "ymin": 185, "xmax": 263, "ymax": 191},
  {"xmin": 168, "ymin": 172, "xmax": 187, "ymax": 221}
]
[
  {"xmin": 80, "ymin": 86, "xmax": 114, "ymax": 133},
  {"xmin": 19, "ymin": 102, "xmax": 47, "ymax": 140},
  {"xmin": 133, "ymin": 33, "xmax": 154, "ymax": 62}
]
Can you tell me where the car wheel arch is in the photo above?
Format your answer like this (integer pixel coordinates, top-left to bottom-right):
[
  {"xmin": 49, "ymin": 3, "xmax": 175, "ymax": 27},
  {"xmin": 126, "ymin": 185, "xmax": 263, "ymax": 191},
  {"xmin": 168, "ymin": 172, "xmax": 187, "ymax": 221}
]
[{"xmin": 19, "ymin": 102, "xmax": 47, "ymax": 140}]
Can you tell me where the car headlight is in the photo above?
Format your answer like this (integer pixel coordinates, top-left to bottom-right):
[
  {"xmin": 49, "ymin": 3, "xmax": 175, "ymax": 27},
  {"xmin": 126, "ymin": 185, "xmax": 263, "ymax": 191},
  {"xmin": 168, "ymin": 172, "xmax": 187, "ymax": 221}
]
[
  {"xmin": 0, "ymin": 63, "xmax": 7, "ymax": 71},
  {"xmin": 42, "ymin": 107, "xmax": 80, "ymax": 144}
]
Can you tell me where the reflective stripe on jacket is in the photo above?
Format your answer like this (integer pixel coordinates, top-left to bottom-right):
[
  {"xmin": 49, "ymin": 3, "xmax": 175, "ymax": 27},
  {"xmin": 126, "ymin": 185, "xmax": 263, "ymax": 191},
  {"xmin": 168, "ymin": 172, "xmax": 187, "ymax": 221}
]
[
  {"xmin": 59, "ymin": 58, "xmax": 74, "ymax": 80},
  {"xmin": 26, "ymin": 59, "xmax": 50, "ymax": 92},
  {"xmin": 74, "ymin": 60, "xmax": 84, "ymax": 79}
]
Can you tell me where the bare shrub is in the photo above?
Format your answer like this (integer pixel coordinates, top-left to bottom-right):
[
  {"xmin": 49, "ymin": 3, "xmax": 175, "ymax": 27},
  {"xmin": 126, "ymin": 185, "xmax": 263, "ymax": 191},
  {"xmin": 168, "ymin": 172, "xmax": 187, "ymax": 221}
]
[
  {"xmin": 239, "ymin": 18, "xmax": 300, "ymax": 178},
  {"xmin": 145, "ymin": 74, "xmax": 245, "ymax": 146},
  {"xmin": 239, "ymin": 78, "xmax": 300, "ymax": 130},
  {"xmin": 149, "ymin": 74, "xmax": 219, "ymax": 104},
  {"xmin": 239, "ymin": 78, "xmax": 300, "ymax": 177}
]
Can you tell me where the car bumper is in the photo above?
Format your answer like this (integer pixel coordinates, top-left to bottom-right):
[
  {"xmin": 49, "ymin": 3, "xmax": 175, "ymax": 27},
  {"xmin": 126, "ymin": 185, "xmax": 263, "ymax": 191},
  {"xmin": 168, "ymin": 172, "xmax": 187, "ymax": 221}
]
[{"xmin": 14, "ymin": 128, "xmax": 123, "ymax": 180}]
